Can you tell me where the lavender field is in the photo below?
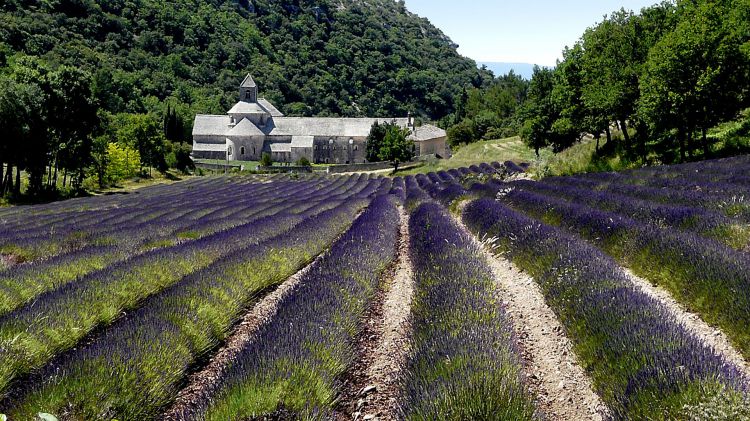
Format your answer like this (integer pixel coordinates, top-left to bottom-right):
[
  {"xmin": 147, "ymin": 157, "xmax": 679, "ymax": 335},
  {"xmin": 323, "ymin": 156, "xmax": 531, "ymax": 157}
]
[{"xmin": 1, "ymin": 157, "xmax": 749, "ymax": 420}]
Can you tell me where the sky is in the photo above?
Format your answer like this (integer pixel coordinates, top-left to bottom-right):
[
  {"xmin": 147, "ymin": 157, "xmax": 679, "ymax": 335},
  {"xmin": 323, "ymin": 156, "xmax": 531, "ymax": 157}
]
[{"xmin": 404, "ymin": 0, "xmax": 660, "ymax": 66}]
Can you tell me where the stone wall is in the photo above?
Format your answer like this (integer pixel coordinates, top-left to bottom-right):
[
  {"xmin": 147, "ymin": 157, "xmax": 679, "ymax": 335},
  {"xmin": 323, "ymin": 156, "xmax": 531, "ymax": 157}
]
[
  {"xmin": 312, "ymin": 137, "xmax": 367, "ymax": 164},
  {"xmin": 416, "ymin": 136, "xmax": 447, "ymax": 157}
]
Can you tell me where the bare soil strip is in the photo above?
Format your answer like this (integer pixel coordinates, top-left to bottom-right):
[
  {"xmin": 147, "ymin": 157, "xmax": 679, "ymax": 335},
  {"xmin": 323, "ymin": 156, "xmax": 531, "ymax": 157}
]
[
  {"xmin": 622, "ymin": 268, "xmax": 750, "ymax": 377},
  {"xmin": 335, "ymin": 205, "xmax": 414, "ymax": 421},
  {"xmin": 0, "ymin": 253, "xmax": 24, "ymax": 269},
  {"xmin": 162, "ymin": 254, "xmax": 324, "ymax": 421},
  {"xmin": 454, "ymin": 213, "xmax": 607, "ymax": 421}
]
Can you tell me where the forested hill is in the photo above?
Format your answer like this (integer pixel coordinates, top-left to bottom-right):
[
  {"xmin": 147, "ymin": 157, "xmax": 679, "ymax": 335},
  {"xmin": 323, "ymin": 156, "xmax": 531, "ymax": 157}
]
[{"xmin": 0, "ymin": 0, "xmax": 490, "ymax": 120}]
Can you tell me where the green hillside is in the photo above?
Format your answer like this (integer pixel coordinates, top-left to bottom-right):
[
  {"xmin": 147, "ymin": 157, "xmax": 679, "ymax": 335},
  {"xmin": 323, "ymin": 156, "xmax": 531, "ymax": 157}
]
[{"xmin": 0, "ymin": 0, "xmax": 490, "ymax": 120}]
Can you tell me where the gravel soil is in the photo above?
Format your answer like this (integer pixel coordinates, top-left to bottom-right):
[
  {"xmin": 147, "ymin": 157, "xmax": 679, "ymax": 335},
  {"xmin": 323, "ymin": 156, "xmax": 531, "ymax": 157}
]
[
  {"xmin": 162, "ymin": 254, "xmax": 325, "ymax": 421},
  {"xmin": 623, "ymin": 268, "xmax": 750, "ymax": 377},
  {"xmin": 455, "ymin": 209, "xmax": 607, "ymax": 421},
  {"xmin": 334, "ymin": 205, "xmax": 415, "ymax": 421}
]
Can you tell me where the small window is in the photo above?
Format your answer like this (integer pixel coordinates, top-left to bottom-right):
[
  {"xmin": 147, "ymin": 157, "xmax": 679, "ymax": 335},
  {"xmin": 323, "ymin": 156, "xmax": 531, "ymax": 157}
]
[
  {"xmin": 325, "ymin": 158, "xmax": 329, "ymax": 164},
  {"xmin": 240, "ymin": 146, "xmax": 245, "ymax": 155},
  {"xmin": 228, "ymin": 146, "xmax": 233, "ymax": 156},
  {"xmin": 253, "ymin": 146, "xmax": 256, "ymax": 155},
  {"xmin": 354, "ymin": 145, "xmax": 358, "ymax": 151}
]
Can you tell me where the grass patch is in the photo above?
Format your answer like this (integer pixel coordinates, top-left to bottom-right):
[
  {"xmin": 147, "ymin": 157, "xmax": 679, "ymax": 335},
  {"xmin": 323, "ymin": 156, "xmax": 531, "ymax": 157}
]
[{"xmin": 396, "ymin": 136, "xmax": 543, "ymax": 176}]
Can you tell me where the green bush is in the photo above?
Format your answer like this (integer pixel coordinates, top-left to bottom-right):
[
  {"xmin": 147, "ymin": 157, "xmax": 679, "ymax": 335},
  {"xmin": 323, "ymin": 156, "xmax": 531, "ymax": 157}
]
[
  {"xmin": 260, "ymin": 153, "xmax": 273, "ymax": 167},
  {"xmin": 295, "ymin": 157, "xmax": 311, "ymax": 167}
]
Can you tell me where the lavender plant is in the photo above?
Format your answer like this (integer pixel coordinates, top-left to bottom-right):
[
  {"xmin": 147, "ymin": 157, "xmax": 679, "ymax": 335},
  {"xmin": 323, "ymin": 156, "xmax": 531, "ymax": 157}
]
[
  {"xmin": 199, "ymin": 195, "xmax": 400, "ymax": 420},
  {"xmin": 0, "ymin": 177, "xmax": 379, "ymax": 398},
  {"xmin": 499, "ymin": 187, "xmax": 750, "ymax": 359},
  {"xmin": 402, "ymin": 201, "xmax": 536, "ymax": 420},
  {"xmin": 463, "ymin": 198, "xmax": 749, "ymax": 419},
  {"xmin": 4, "ymin": 198, "xmax": 368, "ymax": 419}
]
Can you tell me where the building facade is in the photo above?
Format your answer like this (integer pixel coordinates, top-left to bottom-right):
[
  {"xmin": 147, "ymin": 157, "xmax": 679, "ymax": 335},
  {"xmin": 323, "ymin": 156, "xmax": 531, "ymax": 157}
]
[{"xmin": 192, "ymin": 74, "xmax": 447, "ymax": 164}]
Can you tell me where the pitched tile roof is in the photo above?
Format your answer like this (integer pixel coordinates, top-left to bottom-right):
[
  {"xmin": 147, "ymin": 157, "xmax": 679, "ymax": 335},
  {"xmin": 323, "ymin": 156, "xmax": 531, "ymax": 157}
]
[
  {"xmin": 192, "ymin": 115, "xmax": 231, "ymax": 136},
  {"xmin": 269, "ymin": 143, "xmax": 292, "ymax": 153},
  {"xmin": 228, "ymin": 101, "xmax": 267, "ymax": 115},
  {"xmin": 227, "ymin": 118, "xmax": 264, "ymax": 137},
  {"xmin": 291, "ymin": 136, "xmax": 314, "ymax": 148},
  {"xmin": 240, "ymin": 73, "xmax": 256, "ymax": 88},
  {"xmin": 408, "ymin": 124, "xmax": 447, "ymax": 142},
  {"xmin": 266, "ymin": 117, "xmax": 409, "ymax": 138},
  {"xmin": 257, "ymin": 98, "xmax": 284, "ymax": 117}
]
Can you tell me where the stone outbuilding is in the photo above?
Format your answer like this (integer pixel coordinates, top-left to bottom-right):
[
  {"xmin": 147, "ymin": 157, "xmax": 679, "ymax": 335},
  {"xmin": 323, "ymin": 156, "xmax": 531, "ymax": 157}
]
[{"xmin": 192, "ymin": 74, "xmax": 447, "ymax": 164}]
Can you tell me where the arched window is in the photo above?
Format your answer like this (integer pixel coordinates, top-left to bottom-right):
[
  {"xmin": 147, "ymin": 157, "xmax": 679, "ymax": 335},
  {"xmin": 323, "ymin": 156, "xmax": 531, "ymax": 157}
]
[
  {"xmin": 253, "ymin": 146, "xmax": 256, "ymax": 156},
  {"xmin": 240, "ymin": 146, "xmax": 245, "ymax": 155}
]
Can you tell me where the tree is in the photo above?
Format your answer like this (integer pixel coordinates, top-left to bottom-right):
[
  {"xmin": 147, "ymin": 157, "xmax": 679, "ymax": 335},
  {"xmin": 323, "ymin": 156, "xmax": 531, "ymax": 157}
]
[
  {"xmin": 5, "ymin": 58, "xmax": 51, "ymax": 196},
  {"xmin": 519, "ymin": 66, "xmax": 558, "ymax": 156},
  {"xmin": 377, "ymin": 123, "xmax": 413, "ymax": 171},
  {"xmin": 365, "ymin": 121, "xmax": 388, "ymax": 162},
  {"xmin": 48, "ymin": 66, "xmax": 99, "ymax": 189},
  {"xmin": 295, "ymin": 156, "xmax": 311, "ymax": 167},
  {"xmin": 105, "ymin": 142, "xmax": 141, "ymax": 183},
  {"xmin": 579, "ymin": 3, "xmax": 677, "ymax": 155},
  {"xmin": 447, "ymin": 119, "xmax": 476, "ymax": 147},
  {"xmin": 112, "ymin": 114, "xmax": 167, "ymax": 175},
  {"xmin": 0, "ymin": 77, "xmax": 27, "ymax": 196},
  {"xmin": 639, "ymin": 0, "xmax": 749, "ymax": 160}
]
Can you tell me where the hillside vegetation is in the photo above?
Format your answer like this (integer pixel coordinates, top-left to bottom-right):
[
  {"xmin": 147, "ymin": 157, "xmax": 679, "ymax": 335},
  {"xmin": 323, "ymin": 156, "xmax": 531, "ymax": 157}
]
[
  {"xmin": 0, "ymin": 0, "xmax": 490, "ymax": 200},
  {"xmin": 0, "ymin": 0, "xmax": 487, "ymax": 119},
  {"xmin": 448, "ymin": 0, "xmax": 750, "ymax": 168},
  {"xmin": 517, "ymin": 0, "xmax": 750, "ymax": 164}
]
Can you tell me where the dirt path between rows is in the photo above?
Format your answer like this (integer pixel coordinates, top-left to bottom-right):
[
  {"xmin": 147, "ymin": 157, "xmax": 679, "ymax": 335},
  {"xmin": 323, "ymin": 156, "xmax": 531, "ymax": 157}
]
[
  {"xmin": 454, "ymin": 208, "xmax": 607, "ymax": 420},
  {"xmin": 162, "ymin": 254, "xmax": 324, "ymax": 421},
  {"xmin": 622, "ymin": 268, "xmax": 750, "ymax": 377},
  {"xmin": 334, "ymin": 205, "xmax": 414, "ymax": 421}
]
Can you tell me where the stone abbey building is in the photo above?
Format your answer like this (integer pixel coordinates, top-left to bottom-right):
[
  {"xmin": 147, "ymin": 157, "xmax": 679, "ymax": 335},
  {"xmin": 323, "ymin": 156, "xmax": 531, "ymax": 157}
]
[{"xmin": 192, "ymin": 74, "xmax": 447, "ymax": 164}]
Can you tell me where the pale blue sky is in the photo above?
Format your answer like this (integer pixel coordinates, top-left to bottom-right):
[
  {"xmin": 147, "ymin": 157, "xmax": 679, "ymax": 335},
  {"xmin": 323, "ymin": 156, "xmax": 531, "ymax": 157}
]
[{"xmin": 404, "ymin": 0, "xmax": 660, "ymax": 66}]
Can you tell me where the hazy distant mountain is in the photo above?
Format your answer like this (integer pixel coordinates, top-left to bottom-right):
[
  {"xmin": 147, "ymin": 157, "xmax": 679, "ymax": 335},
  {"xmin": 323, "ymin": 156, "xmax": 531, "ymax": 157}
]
[{"xmin": 479, "ymin": 62, "xmax": 538, "ymax": 80}]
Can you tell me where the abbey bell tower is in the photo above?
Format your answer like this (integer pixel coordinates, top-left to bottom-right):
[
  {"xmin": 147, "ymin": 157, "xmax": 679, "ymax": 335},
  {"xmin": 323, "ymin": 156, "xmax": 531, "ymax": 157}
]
[{"xmin": 239, "ymin": 73, "xmax": 257, "ymax": 103}]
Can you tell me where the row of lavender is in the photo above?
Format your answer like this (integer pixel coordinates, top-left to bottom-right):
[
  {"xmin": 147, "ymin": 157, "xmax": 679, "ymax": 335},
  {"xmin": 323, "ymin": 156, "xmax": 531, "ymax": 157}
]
[
  {"xmin": 4, "ymin": 192, "xmax": 374, "ymax": 419},
  {"xmin": 0, "ymin": 175, "xmax": 384, "ymax": 399},
  {"xmin": 401, "ymin": 193, "xmax": 536, "ymax": 419},
  {"xmin": 462, "ymin": 198, "xmax": 749, "ymax": 418},
  {"xmin": 0, "ymin": 176, "xmax": 332, "ymax": 261},
  {"xmin": 416, "ymin": 157, "xmax": 750, "ymax": 365},
  {"xmin": 0, "ymin": 177, "xmax": 345, "ymax": 316},
  {"xmin": 410, "ymin": 169, "xmax": 750, "ymax": 418},
  {"xmin": 0, "ymin": 176, "xmax": 362, "ymax": 315},
  {"xmin": 486, "ymin": 175, "xmax": 750, "ymax": 359},
  {"xmin": 191, "ymin": 195, "xmax": 401, "ymax": 420}
]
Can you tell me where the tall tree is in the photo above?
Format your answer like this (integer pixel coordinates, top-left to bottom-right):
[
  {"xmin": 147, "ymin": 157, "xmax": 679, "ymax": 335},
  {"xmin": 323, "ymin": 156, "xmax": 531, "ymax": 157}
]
[
  {"xmin": 639, "ymin": 0, "xmax": 749, "ymax": 160},
  {"xmin": 378, "ymin": 123, "xmax": 414, "ymax": 171},
  {"xmin": 580, "ymin": 2, "xmax": 677, "ymax": 153},
  {"xmin": 519, "ymin": 66, "xmax": 558, "ymax": 156},
  {"xmin": 48, "ymin": 66, "xmax": 99, "ymax": 189},
  {"xmin": 365, "ymin": 121, "xmax": 388, "ymax": 162}
]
